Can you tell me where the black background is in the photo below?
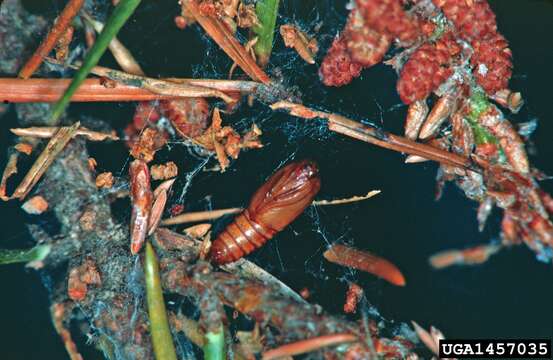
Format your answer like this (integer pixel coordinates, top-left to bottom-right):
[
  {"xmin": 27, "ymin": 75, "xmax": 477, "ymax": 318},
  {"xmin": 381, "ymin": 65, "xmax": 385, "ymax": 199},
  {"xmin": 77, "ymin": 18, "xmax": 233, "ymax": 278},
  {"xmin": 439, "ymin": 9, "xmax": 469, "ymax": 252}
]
[{"xmin": 1, "ymin": 0, "xmax": 552, "ymax": 358}]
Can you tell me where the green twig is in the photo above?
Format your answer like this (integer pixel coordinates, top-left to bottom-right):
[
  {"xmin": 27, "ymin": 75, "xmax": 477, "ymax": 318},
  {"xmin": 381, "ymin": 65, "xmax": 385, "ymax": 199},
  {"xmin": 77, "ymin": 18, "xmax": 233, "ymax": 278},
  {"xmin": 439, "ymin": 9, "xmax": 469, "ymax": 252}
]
[
  {"xmin": 48, "ymin": 0, "xmax": 142, "ymax": 125},
  {"xmin": 252, "ymin": 0, "xmax": 280, "ymax": 67},
  {"xmin": 145, "ymin": 242, "xmax": 177, "ymax": 360},
  {"xmin": 0, "ymin": 244, "xmax": 51, "ymax": 265},
  {"xmin": 203, "ymin": 326, "xmax": 225, "ymax": 360}
]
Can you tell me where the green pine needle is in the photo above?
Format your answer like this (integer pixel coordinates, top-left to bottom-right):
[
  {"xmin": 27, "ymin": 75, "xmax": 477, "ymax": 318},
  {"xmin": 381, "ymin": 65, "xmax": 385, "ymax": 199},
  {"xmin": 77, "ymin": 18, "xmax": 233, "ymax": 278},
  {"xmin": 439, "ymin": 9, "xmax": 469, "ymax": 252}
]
[
  {"xmin": 0, "ymin": 244, "xmax": 51, "ymax": 265},
  {"xmin": 252, "ymin": 0, "xmax": 280, "ymax": 67},
  {"xmin": 203, "ymin": 326, "xmax": 225, "ymax": 360},
  {"xmin": 145, "ymin": 242, "xmax": 177, "ymax": 360}
]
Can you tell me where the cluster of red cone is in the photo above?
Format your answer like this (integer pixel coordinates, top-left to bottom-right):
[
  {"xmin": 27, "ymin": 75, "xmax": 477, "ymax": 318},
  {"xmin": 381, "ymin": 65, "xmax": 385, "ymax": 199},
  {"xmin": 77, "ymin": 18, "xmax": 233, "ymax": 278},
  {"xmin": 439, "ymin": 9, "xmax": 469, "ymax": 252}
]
[{"xmin": 320, "ymin": 0, "xmax": 513, "ymax": 101}]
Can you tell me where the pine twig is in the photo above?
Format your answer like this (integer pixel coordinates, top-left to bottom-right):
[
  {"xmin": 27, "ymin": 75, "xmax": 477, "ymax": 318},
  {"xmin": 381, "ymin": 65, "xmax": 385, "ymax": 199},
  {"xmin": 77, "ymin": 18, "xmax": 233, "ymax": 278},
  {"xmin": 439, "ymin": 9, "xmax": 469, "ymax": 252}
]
[{"xmin": 270, "ymin": 101, "xmax": 475, "ymax": 171}]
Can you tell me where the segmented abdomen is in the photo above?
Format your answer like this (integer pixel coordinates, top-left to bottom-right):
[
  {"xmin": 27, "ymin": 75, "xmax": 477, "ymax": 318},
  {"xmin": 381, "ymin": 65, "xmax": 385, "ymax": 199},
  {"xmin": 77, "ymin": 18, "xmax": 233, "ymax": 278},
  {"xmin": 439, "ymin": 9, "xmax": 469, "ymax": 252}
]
[{"xmin": 209, "ymin": 210, "xmax": 276, "ymax": 264}]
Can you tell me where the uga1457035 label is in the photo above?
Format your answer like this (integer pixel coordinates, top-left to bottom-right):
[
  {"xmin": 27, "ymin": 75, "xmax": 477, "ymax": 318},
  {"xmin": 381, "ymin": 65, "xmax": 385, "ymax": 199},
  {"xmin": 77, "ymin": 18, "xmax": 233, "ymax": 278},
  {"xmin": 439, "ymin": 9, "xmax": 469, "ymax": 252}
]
[{"xmin": 439, "ymin": 339, "xmax": 551, "ymax": 358}]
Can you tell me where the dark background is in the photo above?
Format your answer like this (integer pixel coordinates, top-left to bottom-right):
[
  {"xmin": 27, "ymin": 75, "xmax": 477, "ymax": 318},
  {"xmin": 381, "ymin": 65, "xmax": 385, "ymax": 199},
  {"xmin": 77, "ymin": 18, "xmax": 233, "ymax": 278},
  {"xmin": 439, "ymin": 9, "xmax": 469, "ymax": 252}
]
[{"xmin": 1, "ymin": 0, "xmax": 552, "ymax": 358}]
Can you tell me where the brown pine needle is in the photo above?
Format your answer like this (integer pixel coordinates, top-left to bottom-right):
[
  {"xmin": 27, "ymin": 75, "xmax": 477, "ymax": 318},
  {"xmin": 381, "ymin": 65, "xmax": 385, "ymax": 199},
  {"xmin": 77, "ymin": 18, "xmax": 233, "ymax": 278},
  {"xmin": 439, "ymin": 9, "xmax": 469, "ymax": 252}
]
[
  {"xmin": 0, "ymin": 78, "xmax": 258, "ymax": 103},
  {"xmin": 161, "ymin": 207, "xmax": 243, "ymax": 225},
  {"xmin": 11, "ymin": 127, "xmax": 118, "ymax": 141},
  {"xmin": 18, "ymin": 0, "xmax": 85, "ymax": 79},
  {"xmin": 262, "ymin": 333, "xmax": 357, "ymax": 360},
  {"xmin": 161, "ymin": 191, "xmax": 379, "ymax": 226},
  {"xmin": 0, "ymin": 78, "xmax": 176, "ymax": 103},
  {"xmin": 183, "ymin": 0, "xmax": 271, "ymax": 84},
  {"xmin": 8, "ymin": 123, "xmax": 80, "ymax": 201},
  {"xmin": 312, "ymin": 190, "xmax": 381, "ymax": 206},
  {"xmin": 270, "ymin": 101, "xmax": 475, "ymax": 171}
]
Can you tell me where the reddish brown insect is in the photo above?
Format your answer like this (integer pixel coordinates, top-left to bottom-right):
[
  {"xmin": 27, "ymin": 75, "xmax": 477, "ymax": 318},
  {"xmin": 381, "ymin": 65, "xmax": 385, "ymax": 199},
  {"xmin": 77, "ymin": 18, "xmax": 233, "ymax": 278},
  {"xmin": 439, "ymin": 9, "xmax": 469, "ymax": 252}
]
[{"xmin": 209, "ymin": 160, "xmax": 321, "ymax": 264}]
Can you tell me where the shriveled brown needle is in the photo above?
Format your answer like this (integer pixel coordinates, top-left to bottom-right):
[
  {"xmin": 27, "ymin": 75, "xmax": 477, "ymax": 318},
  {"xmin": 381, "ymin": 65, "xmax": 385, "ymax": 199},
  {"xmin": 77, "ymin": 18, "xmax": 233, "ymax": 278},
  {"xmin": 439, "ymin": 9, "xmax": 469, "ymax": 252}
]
[
  {"xmin": 312, "ymin": 190, "xmax": 380, "ymax": 206},
  {"xmin": 262, "ymin": 333, "xmax": 357, "ymax": 360},
  {"xmin": 270, "ymin": 101, "xmax": 475, "ymax": 171},
  {"xmin": 11, "ymin": 127, "xmax": 118, "ymax": 141},
  {"xmin": 161, "ymin": 207, "xmax": 243, "ymax": 225},
  {"xmin": 18, "ymin": 0, "xmax": 85, "ymax": 79},
  {"xmin": 8, "ymin": 122, "xmax": 80, "ymax": 200},
  {"xmin": 166, "ymin": 78, "xmax": 259, "ymax": 93},
  {"xmin": 183, "ymin": 0, "xmax": 270, "ymax": 84},
  {"xmin": 148, "ymin": 179, "xmax": 176, "ymax": 236},
  {"xmin": 82, "ymin": 65, "xmax": 235, "ymax": 103}
]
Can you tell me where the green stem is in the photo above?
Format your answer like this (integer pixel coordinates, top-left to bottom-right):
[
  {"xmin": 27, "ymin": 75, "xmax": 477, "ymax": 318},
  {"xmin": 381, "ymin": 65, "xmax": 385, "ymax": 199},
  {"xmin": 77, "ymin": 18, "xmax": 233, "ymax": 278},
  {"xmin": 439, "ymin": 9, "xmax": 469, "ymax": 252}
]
[
  {"xmin": 466, "ymin": 88, "xmax": 497, "ymax": 145},
  {"xmin": 0, "ymin": 244, "xmax": 51, "ymax": 265},
  {"xmin": 48, "ymin": 0, "xmax": 142, "ymax": 125},
  {"xmin": 203, "ymin": 326, "xmax": 225, "ymax": 360},
  {"xmin": 252, "ymin": 0, "xmax": 280, "ymax": 67},
  {"xmin": 145, "ymin": 242, "xmax": 177, "ymax": 360}
]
